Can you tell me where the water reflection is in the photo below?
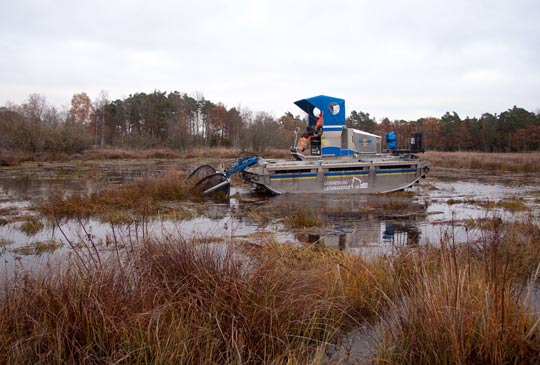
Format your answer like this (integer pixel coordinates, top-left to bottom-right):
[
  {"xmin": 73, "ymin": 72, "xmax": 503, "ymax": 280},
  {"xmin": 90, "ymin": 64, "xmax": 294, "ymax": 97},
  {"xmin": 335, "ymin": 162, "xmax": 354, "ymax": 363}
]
[
  {"xmin": 383, "ymin": 222, "xmax": 420, "ymax": 246},
  {"xmin": 296, "ymin": 220, "xmax": 422, "ymax": 256}
]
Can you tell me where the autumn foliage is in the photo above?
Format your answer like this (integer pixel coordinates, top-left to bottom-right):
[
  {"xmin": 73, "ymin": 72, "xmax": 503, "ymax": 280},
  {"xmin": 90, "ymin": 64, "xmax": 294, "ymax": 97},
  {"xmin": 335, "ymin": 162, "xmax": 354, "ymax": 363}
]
[{"xmin": 1, "ymin": 91, "xmax": 540, "ymax": 154}]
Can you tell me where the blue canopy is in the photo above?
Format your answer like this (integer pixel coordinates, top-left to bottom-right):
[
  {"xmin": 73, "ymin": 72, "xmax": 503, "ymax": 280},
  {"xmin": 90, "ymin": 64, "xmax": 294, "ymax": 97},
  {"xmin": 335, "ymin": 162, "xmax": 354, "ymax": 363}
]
[{"xmin": 294, "ymin": 95, "xmax": 346, "ymax": 131}]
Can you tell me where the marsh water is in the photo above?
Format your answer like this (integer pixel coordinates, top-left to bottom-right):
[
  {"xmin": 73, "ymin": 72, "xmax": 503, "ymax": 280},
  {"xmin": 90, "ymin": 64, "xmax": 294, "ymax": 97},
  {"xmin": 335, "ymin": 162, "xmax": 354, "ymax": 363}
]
[{"xmin": 1, "ymin": 158, "xmax": 540, "ymax": 274}]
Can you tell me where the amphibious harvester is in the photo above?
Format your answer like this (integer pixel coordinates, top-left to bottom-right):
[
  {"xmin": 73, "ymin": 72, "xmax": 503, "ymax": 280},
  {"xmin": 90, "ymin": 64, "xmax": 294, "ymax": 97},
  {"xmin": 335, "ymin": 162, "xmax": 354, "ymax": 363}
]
[{"xmin": 190, "ymin": 95, "xmax": 430, "ymax": 196}]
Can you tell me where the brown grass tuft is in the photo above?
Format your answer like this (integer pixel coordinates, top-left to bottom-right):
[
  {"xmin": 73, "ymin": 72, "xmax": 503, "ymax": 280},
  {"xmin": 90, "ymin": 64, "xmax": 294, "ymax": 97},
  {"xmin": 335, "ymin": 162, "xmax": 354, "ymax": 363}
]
[
  {"xmin": 37, "ymin": 171, "xmax": 193, "ymax": 219},
  {"xmin": 284, "ymin": 209, "xmax": 323, "ymax": 229},
  {"xmin": 19, "ymin": 216, "xmax": 44, "ymax": 235},
  {"xmin": 10, "ymin": 240, "xmax": 62, "ymax": 255}
]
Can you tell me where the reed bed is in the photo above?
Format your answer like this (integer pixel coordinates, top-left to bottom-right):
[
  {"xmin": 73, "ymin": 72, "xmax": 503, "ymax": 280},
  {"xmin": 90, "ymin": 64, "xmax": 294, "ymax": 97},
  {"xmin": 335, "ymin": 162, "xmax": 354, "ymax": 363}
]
[
  {"xmin": 0, "ymin": 148, "xmax": 183, "ymax": 166},
  {"xmin": 184, "ymin": 147, "xmax": 289, "ymax": 159},
  {"xmin": 4, "ymin": 147, "xmax": 540, "ymax": 171},
  {"xmin": 0, "ymin": 147, "xmax": 290, "ymax": 166},
  {"xmin": 0, "ymin": 148, "xmax": 70, "ymax": 166},
  {"xmin": 81, "ymin": 148, "xmax": 183, "ymax": 160},
  {"xmin": 424, "ymin": 151, "xmax": 540, "ymax": 172},
  {"xmin": 37, "ymin": 170, "xmax": 193, "ymax": 219}
]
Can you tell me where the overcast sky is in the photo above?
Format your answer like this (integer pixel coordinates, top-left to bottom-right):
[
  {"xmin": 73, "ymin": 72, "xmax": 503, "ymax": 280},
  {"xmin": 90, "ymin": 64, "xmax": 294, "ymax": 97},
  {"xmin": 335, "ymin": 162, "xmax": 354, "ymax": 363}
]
[{"xmin": 1, "ymin": 0, "xmax": 539, "ymax": 120}]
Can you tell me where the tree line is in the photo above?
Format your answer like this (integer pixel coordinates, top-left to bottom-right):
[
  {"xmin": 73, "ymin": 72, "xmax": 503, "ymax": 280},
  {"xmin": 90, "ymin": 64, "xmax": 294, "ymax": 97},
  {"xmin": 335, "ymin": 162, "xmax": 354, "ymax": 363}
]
[
  {"xmin": 1, "ymin": 91, "xmax": 539, "ymax": 153},
  {"xmin": 348, "ymin": 108, "xmax": 540, "ymax": 152}
]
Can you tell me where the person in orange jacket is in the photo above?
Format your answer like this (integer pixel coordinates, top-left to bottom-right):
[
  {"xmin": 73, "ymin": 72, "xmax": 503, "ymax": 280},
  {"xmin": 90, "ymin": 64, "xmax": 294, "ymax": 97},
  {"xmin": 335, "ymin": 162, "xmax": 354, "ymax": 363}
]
[{"xmin": 297, "ymin": 111, "xmax": 323, "ymax": 152}]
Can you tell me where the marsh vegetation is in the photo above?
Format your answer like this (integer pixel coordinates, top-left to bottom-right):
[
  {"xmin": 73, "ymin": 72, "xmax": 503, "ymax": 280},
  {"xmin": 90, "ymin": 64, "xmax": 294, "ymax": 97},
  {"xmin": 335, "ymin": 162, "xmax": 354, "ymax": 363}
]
[
  {"xmin": 1, "ymin": 151, "xmax": 540, "ymax": 364},
  {"xmin": 424, "ymin": 150, "xmax": 540, "ymax": 172},
  {"xmin": 1, "ymin": 219, "xmax": 539, "ymax": 364}
]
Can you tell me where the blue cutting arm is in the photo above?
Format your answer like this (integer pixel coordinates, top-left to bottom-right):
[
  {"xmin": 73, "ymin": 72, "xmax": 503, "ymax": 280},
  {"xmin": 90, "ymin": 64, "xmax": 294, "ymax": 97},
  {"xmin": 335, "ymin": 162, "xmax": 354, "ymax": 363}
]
[{"xmin": 225, "ymin": 156, "xmax": 259, "ymax": 178}]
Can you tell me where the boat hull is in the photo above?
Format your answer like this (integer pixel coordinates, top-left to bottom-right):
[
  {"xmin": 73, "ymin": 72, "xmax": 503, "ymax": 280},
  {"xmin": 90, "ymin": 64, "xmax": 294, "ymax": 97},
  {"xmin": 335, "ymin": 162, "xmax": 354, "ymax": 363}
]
[{"xmin": 241, "ymin": 156, "xmax": 430, "ymax": 194}]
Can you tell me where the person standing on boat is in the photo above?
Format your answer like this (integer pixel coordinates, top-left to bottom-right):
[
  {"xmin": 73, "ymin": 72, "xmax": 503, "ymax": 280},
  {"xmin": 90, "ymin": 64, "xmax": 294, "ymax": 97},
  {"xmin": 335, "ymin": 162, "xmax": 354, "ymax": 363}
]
[{"xmin": 297, "ymin": 111, "xmax": 323, "ymax": 152}]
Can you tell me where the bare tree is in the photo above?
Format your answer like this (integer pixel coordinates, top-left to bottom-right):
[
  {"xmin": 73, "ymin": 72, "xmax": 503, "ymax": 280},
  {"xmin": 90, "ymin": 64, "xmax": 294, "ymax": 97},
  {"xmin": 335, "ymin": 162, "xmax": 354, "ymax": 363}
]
[{"xmin": 93, "ymin": 90, "xmax": 109, "ymax": 146}]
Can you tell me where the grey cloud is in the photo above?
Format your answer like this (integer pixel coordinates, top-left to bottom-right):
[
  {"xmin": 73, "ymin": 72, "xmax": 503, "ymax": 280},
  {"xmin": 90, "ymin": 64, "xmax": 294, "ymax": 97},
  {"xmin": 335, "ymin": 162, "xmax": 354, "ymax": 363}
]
[{"xmin": 1, "ymin": 0, "xmax": 539, "ymax": 119}]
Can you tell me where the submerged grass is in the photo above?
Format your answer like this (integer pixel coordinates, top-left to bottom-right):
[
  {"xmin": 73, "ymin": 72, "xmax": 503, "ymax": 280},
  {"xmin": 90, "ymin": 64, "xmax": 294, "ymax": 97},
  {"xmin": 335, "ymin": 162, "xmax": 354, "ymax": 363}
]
[
  {"xmin": 19, "ymin": 216, "xmax": 44, "ymax": 235},
  {"xmin": 495, "ymin": 198, "xmax": 530, "ymax": 211},
  {"xmin": 10, "ymin": 240, "xmax": 62, "ymax": 256},
  {"xmin": 451, "ymin": 198, "xmax": 531, "ymax": 212},
  {"xmin": 365, "ymin": 200, "xmax": 413, "ymax": 212}
]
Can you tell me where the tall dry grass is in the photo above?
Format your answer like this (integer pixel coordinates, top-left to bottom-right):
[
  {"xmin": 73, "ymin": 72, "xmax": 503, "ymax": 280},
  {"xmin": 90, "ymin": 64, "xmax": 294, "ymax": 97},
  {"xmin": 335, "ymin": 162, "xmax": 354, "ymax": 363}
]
[
  {"xmin": 375, "ymin": 219, "xmax": 540, "ymax": 364},
  {"xmin": 424, "ymin": 151, "xmax": 540, "ymax": 172},
  {"xmin": 0, "ymin": 237, "xmax": 401, "ymax": 364},
  {"xmin": 0, "ymin": 148, "xmax": 70, "ymax": 166},
  {"xmin": 0, "ymin": 148, "xmax": 183, "ymax": 166},
  {"xmin": 0, "ymin": 147, "xmax": 290, "ymax": 166},
  {"xmin": 252, "ymin": 242, "xmax": 407, "ymax": 319}
]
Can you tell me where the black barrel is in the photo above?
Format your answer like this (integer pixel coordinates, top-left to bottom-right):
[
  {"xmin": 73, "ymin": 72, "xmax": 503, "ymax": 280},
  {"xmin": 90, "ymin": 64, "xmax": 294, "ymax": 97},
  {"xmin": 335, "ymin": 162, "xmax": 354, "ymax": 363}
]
[{"xmin": 410, "ymin": 132, "xmax": 424, "ymax": 153}]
